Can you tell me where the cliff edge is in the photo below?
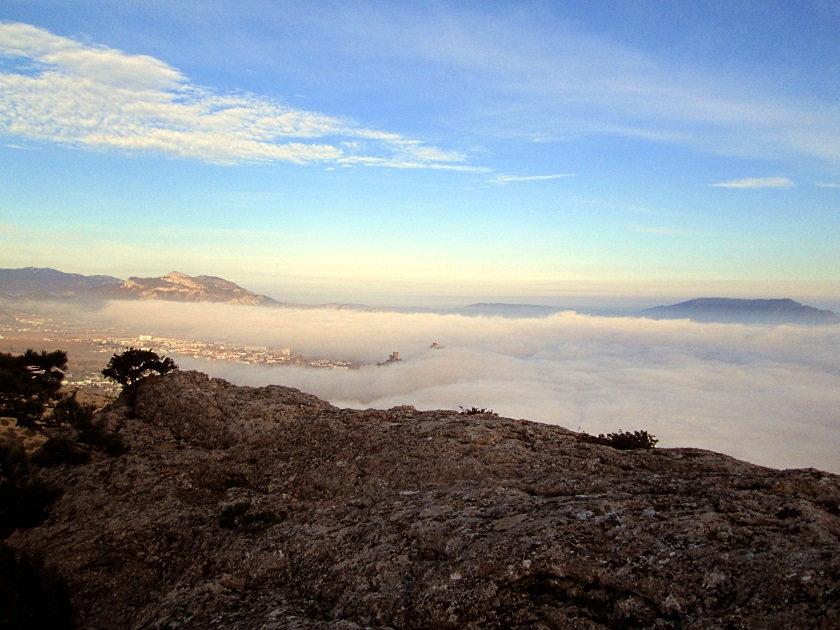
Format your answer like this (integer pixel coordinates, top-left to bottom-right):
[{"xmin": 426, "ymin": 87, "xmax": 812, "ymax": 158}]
[{"xmin": 8, "ymin": 370, "xmax": 840, "ymax": 628}]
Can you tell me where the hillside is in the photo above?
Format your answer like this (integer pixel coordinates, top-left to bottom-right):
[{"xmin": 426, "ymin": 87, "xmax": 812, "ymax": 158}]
[
  {"xmin": 641, "ymin": 297, "xmax": 838, "ymax": 325},
  {"xmin": 0, "ymin": 268, "xmax": 280, "ymax": 306},
  {"xmin": 0, "ymin": 267, "xmax": 121, "ymax": 295},
  {"xmin": 89, "ymin": 270, "xmax": 280, "ymax": 305},
  {"xmin": 7, "ymin": 370, "xmax": 839, "ymax": 628}
]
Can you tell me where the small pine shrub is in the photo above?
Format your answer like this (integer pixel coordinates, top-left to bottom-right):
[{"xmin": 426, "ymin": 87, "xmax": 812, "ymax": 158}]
[
  {"xmin": 581, "ymin": 430, "xmax": 658, "ymax": 450},
  {"xmin": 459, "ymin": 406, "xmax": 499, "ymax": 417}
]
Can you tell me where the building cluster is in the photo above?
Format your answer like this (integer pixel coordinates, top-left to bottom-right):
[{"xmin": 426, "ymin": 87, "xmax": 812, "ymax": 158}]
[
  {"xmin": 88, "ymin": 335, "xmax": 361, "ymax": 370},
  {"xmin": 1, "ymin": 311, "xmax": 399, "ymax": 399},
  {"xmin": 63, "ymin": 370, "xmax": 122, "ymax": 396},
  {"xmin": 55, "ymin": 334, "xmax": 361, "ymax": 395}
]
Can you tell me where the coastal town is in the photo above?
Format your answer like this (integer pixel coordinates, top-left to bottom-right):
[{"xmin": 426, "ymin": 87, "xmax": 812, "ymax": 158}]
[{"xmin": 0, "ymin": 309, "xmax": 360, "ymax": 397}]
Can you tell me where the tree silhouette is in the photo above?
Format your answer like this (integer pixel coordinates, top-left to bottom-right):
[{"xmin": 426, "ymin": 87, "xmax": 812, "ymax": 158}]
[
  {"xmin": 0, "ymin": 350, "xmax": 67, "ymax": 429},
  {"xmin": 101, "ymin": 348, "xmax": 177, "ymax": 388},
  {"xmin": 0, "ymin": 349, "xmax": 127, "ymax": 453}
]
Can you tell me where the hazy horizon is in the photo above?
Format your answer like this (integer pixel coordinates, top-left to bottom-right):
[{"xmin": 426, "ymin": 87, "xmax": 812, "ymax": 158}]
[
  {"xmin": 2, "ymin": 2, "xmax": 839, "ymax": 299},
  {"xmin": 6, "ymin": 264, "xmax": 840, "ymax": 314}
]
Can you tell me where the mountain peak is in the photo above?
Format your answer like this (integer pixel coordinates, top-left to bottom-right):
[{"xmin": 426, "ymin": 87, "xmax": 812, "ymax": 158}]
[
  {"xmin": 0, "ymin": 267, "xmax": 281, "ymax": 306},
  {"xmin": 163, "ymin": 271, "xmax": 191, "ymax": 281},
  {"xmin": 93, "ymin": 271, "xmax": 280, "ymax": 306}
]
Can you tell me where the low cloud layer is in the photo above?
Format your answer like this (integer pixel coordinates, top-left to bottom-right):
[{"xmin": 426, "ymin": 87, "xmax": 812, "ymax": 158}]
[{"xmin": 64, "ymin": 300, "xmax": 840, "ymax": 474}]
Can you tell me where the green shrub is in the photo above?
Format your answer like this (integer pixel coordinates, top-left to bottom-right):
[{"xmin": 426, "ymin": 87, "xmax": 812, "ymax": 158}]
[
  {"xmin": 101, "ymin": 348, "xmax": 177, "ymax": 388},
  {"xmin": 581, "ymin": 430, "xmax": 658, "ymax": 450},
  {"xmin": 0, "ymin": 350, "xmax": 127, "ymax": 457},
  {"xmin": 459, "ymin": 406, "xmax": 498, "ymax": 417},
  {"xmin": 0, "ymin": 350, "xmax": 67, "ymax": 430},
  {"xmin": 0, "ymin": 442, "xmax": 62, "ymax": 539},
  {"xmin": 50, "ymin": 394, "xmax": 127, "ymax": 456}
]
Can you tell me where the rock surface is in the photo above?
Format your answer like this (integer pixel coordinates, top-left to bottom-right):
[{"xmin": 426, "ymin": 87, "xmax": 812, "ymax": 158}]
[{"xmin": 9, "ymin": 370, "xmax": 840, "ymax": 628}]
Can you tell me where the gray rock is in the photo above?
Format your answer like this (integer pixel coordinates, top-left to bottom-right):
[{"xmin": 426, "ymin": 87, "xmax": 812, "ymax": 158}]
[{"xmin": 9, "ymin": 370, "xmax": 840, "ymax": 628}]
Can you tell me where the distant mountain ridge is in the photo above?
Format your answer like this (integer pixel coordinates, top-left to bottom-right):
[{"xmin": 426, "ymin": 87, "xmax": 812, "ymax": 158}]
[
  {"xmin": 3, "ymin": 269, "xmax": 838, "ymax": 321},
  {"xmin": 90, "ymin": 271, "xmax": 280, "ymax": 306},
  {"xmin": 0, "ymin": 268, "xmax": 279, "ymax": 306},
  {"xmin": 642, "ymin": 297, "xmax": 838, "ymax": 324},
  {"xmin": 0, "ymin": 267, "xmax": 121, "ymax": 295}
]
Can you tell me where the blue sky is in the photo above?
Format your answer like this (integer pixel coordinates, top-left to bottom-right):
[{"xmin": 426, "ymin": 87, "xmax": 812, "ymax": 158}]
[{"xmin": 1, "ymin": 1, "xmax": 839, "ymax": 306}]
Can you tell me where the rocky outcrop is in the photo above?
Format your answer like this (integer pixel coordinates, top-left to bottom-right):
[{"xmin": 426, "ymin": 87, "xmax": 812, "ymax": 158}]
[
  {"xmin": 9, "ymin": 370, "xmax": 840, "ymax": 628},
  {"xmin": 88, "ymin": 271, "xmax": 280, "ymax": 306},
  {"xmin": 0, "ymin": 268, "xmax": 282, "ymax": 306}
]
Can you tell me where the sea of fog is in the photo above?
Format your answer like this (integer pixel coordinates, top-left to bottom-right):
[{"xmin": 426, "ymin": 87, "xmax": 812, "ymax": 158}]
[{"xmin": 66, "ymin": 300, "xmax": 840, "ymax": 474}]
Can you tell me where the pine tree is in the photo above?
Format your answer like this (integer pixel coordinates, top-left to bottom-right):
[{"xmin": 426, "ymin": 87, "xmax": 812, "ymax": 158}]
[{"xmin": 101, "ymin": 348, "xmax": 178, "ymax": 388}]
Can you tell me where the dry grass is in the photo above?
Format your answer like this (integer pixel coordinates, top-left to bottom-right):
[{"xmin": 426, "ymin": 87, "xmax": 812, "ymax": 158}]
[{"xmin": 0, "ymin": 417, "xmax": 48, "ymax": 454}]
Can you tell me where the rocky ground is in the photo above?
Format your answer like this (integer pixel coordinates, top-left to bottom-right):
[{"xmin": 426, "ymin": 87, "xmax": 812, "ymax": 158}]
[{"xmin": 8, "ymin": 370, "xmax": 840, "ymax": 628}]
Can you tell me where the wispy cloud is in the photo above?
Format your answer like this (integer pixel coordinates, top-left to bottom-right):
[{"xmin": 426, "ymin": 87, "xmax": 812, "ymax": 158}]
[
  {"xmin": 324, "ymin": 5, "xmax": 840, "ymax": 164},
  {"xmin": 815, "ymin": 181, "xmax": 840, "ymax": 188},
  {"xmin": 489, "ymin": 173, "xmax": 574, "ymax": 184},
  {"xmin": 4, "ymin": 142, "xmax": 39, "ymax": 150},
  {"xmin": 711, "ymin": 177, "xmax": 795, "ymax": 189},
  {"xmin": 338, "ymin": 157, "xmax": 488, "ymax": 172},
  {"xmin": 0, "ymin": 22, "xmax": 472, "ymax": 169}
]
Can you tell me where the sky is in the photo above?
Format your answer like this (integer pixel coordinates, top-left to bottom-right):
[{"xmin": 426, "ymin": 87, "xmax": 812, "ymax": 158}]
[
  {"xmin": 1, "ymin": 1, "xmax": 840, "ymax": 306},
  {"xmin": 41, "ymin": 298, "xmax": 840, "ymax": 473}
]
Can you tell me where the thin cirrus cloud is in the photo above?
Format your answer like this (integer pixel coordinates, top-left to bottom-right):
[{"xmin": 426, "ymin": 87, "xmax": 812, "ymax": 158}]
[
  {"xmin": 489, "ymin": 174, "xmax": 574, "ymax": 184},
  {"xmin": 0, "ymin": 22, "xmax": 474, "ymax": 169},
  {"xmin": 710, "ymin": 177, "xmax": 795, "ymax": 189},
  {"xmin": 337, "ymin": 3, "xmax": 840, "ymax": 163}
]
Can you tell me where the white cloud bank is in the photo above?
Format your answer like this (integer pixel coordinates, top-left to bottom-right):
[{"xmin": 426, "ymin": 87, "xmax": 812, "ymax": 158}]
[
  {"xmin": 0, "ymin": 22, "xmax": 474, "ymax": 169},
  {"xmin": 63, "ymin": 300, "xmax": 840, "ymax": 474}
]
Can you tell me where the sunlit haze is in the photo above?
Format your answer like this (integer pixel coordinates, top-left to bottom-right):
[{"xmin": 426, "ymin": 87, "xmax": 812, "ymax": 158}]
[{"xmin": 1, "ymin": 1, "xmax": 839, "ymax": 304}]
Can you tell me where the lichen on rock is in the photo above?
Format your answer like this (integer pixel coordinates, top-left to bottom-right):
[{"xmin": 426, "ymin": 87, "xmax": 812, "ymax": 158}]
[{"xmin": 7, "ymin": 370, "xmax": 840, "ymax": 628}]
